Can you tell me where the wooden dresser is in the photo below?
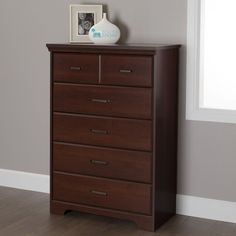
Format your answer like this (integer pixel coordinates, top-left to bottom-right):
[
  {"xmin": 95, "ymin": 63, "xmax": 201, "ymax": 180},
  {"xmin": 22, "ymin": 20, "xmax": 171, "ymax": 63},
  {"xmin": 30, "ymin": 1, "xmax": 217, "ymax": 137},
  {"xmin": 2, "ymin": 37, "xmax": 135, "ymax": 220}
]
[{"xmin": 46, "ymin": 44, "xmax": 180, "ymax": 231}]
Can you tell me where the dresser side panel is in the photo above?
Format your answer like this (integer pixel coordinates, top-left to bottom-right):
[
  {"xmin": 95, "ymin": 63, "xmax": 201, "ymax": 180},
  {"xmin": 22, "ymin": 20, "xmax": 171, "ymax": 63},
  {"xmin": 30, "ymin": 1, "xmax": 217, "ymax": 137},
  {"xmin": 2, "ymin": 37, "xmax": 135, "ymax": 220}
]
[{"xmin": 154, "ymin": 48, "xmax": 179, "ymax": 228}]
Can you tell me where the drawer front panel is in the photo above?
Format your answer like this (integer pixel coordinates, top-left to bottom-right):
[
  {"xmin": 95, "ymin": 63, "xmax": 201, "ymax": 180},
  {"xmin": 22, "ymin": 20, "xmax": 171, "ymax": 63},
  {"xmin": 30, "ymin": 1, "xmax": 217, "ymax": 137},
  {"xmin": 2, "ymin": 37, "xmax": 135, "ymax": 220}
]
[
  {"xmin": 53, "ymin": 143, "xmax": 152, "ymax": 183},
  {"xmin": 53, "ymin": 84, "xmax": 152, "ymax": 119},
  {"xmin": 53, "ymin": 114, "xmax": 152, "ymax": 151},
  {"xmin": 101, "ymin": 55, "xmax": 152, "ymax": 87},
  {"xmin": 53, "ymin": 53, "xmax": 99, "ymax": 84},
  {"xmin": 53, "ymin": 172, "xmax": 152, "ymax": 215}
]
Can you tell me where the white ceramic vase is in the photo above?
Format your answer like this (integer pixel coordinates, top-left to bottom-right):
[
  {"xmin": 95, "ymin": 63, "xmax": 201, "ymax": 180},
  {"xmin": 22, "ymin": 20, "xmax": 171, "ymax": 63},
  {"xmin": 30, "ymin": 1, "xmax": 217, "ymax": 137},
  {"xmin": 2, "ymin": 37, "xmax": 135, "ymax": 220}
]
[{"xmin": 89, "ymin": 13, "xmax": 120, "ymax": 44}]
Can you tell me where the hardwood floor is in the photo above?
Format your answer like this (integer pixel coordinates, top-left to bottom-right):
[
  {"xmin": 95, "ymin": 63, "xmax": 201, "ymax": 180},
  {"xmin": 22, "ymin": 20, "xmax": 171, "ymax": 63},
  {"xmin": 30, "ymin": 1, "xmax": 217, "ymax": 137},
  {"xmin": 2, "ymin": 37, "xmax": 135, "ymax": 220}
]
[{"xmin": 0, "ymin": 186, "xmax": 235, "ymax": 236}]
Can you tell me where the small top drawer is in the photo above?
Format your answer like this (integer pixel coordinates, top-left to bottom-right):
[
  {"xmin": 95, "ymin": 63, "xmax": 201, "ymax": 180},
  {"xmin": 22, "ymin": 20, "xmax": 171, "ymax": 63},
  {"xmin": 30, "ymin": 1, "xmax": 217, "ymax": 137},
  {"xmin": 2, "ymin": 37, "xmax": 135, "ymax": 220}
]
[
  {"xmin": 101, "ymin": 55, "xmax": 153, "ymax": 87},
  {"xmin": 53, "ymin": 53, "xmax": 99, "ymax": 84}
]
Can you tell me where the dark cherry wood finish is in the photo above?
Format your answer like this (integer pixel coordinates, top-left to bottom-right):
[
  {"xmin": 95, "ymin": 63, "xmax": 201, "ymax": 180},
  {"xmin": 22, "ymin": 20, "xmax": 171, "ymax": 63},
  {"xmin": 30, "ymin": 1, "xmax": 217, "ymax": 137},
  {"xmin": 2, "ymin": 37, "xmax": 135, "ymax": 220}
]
[
  {"xmin": 53, "ymin": 172, "xmax": 152, "ymax": 215},
  {"xmin": 53, "ymin": 113, "xmax": 152, "ymax": 151},
  {"xmin": 53, "ymin": 83, "xmax": 152, "ymax": 119},
  {"xmin": 101, "ymin": 55, "xmax": 153, "ymax": 87},
  {"xmin": 53, "ymin": 53, "xmax": 99, "ymax": 84},
  {"xmin": 47, "ymin": 43, "xmax": 180, "ymax": 231},
  {"xmin": 53, "ymin": 142, "xmax": 152, "ymax": 183},
  {"xmin": 2, "ymin": 187, "xmax": 236, "ymax": 236}
]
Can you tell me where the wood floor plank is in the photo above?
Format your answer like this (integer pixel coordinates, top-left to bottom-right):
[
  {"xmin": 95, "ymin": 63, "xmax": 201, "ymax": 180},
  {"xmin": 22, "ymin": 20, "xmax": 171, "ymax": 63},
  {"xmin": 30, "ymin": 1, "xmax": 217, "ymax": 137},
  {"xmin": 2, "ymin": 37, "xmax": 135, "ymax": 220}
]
[{"xmin": 0, "ymin": 187, "xmax": 235, "ymax": 236}]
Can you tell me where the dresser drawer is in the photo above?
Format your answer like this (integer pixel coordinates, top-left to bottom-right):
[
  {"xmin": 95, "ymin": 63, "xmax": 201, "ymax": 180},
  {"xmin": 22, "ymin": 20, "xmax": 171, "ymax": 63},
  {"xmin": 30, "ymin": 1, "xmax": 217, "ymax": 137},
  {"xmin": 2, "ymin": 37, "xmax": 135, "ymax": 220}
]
[
  {"xmin": 53, "ymin": 114, "xmax": 152, "ymax": 151},
  {"xmin": 53, "ymin": 172, "xmax": 152, "ymax": 215},
  {"xmin": 53, "ymin": 53, "xmax": 99, "ymax": 84},
  {"xmin": 101, "ymin": 55, "xmax": 152, "ymax": 87},
  {"xmin": 53, "ymin": 84, "xmax": 152, "ymax": 119},
  {"xmin": 53, "ymin": 143, "xmax": 152, "ymax": 183}
]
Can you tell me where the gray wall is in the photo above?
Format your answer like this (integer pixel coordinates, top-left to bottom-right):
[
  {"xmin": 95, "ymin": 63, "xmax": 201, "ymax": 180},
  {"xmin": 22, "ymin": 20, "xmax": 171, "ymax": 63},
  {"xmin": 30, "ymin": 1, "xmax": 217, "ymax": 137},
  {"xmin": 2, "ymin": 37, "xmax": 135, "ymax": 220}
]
[{"xmin": 0, "ymin": 0, "xmax": 236, "ymax": 202}]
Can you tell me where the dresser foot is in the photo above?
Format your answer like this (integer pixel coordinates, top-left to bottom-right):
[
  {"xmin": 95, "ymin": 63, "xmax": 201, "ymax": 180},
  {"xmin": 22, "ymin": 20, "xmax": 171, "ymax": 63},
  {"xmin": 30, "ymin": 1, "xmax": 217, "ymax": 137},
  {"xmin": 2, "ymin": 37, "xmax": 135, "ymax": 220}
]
[
  {"xmin": 133, "ymin": 218, "xmax": 155, "ymax": 232},
  {"xmin": 51, "ymin": 203, "xmax": 71, "ymax": 215}
]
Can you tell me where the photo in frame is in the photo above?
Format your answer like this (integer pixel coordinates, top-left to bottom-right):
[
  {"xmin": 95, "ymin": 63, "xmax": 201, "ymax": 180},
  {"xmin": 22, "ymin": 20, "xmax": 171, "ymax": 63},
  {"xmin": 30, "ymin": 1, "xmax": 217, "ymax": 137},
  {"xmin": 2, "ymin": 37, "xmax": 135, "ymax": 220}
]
[{"xmin": 70, "ymin": 5, "xmax": 103, "ymax": 43}]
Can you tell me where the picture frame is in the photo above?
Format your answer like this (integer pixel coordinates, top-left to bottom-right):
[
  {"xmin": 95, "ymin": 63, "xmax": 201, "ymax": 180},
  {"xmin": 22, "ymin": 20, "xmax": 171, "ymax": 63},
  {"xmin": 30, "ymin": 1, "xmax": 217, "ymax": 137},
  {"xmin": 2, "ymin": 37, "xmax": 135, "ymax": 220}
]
[{"xmin": 70, "ymin": 5, "xmax": 103, "ymax": 43}]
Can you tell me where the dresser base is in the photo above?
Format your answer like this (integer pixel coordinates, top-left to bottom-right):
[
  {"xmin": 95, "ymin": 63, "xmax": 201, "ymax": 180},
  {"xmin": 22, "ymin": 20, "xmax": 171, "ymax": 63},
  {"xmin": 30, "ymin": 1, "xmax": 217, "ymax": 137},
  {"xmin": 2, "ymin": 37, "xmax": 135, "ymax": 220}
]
[{"xmin": 51, "ymin": 200, "xmax": 155, "ymax": 231}]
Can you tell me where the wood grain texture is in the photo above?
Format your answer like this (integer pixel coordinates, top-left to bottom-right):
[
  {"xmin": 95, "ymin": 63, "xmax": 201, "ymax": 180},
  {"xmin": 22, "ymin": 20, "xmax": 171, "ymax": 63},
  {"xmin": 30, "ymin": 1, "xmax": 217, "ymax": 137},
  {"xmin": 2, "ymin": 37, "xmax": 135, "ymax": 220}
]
[
  {"xmin": 101, "ymin": 55, "xmax": 153, "ymax": 87},
  {"xmin": 53, "ymin": 83, "xmax": 152, "ymax": 119},
  {"xmin": 51, "ymin": 200, "xmax": 154, "ymax": 231},
  {"xmin": 53, "ymin": 53, "xmax": 99, "ymax": 84},
  {"xmin": 53, "ymin": 172, "xmax": 152, "ymax": 215},
  {"xmin": 53, "ymin": 142, "xmax": 152, "ymax": 183},
  {"xmin": 1, "ymin": 187, "xmax": 236, "ymax": 236},
  {"xmin": 153, "ymin": 49, "xmax": 179, "ymax": 229},
  {"xmin": 47, "ymin": 44, "xmax": 180, "ymax": 231},
  {"xmin": 53, "ymin": 113, "xmax": 152, "ymax": 151},
  {"xmin": 47, "ymin": 43, "xmax": 181, "ymax": 54}
]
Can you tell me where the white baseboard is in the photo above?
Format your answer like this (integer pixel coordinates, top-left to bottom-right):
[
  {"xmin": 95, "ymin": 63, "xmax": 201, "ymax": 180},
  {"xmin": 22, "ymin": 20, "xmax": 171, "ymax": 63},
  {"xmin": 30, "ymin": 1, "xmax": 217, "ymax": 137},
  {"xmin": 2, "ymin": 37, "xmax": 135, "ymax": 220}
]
[
  {"xmin": 177, "ymin": 194, "xmax": 236, "ymax": 223},
  {"xmin": 0, "ymin": 168, "xmax": 236, "ymax": 223},
  {"xmin": 0, "ymin": 168, "xmax": 49, "ymax": 193}
]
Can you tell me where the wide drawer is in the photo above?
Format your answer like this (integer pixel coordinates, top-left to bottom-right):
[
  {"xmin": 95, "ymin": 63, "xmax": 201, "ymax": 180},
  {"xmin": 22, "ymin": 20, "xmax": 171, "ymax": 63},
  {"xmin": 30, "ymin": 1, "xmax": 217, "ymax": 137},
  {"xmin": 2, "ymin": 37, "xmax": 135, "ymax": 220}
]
[
  {"xmin": 53, "ymin": 143, "xmax": 152, "ymax": 183},
  {"xmin": 53, "ymin": 53, "xmax": 99, "ymax": 84},
  {"xmin": 53, "ymin": 84, "xmax": 152, "ymax": 119},
  {"xmin": 53, "ymin": 172, "xmax": 152, "ymax": 215},
  {"xmin": 101, "ymin": 55, "xmax": 153, "ymax": 87},
  {"xmin": 53, "ymin": 114, "xmax": 152, "ymax": 151}
]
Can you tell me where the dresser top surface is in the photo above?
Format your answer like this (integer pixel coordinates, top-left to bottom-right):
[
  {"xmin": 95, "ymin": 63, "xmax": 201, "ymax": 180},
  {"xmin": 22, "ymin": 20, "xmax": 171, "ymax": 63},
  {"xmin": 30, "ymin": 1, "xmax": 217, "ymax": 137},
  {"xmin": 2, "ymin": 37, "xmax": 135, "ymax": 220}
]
[{"xmin": 46, "ymin": 43, "xmax": 180, "ymax": 55}]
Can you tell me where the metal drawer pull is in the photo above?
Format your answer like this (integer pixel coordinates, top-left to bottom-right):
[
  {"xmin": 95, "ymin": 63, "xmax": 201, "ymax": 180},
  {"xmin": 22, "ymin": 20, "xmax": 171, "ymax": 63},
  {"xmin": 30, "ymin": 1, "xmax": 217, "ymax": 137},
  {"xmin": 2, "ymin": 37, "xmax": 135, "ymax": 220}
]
[
  {"xmin": 90, "ymin": 160, "xmax": 108, "ymax": 165},
  {"xmin": 70, "ymin": 66, "xmax": 81, "ymax": 71},
  {"xmin": 91, "ymin": 98, "xmax": 112, "ymax": 104},
  {"xmin": 91, "ymin": 190, "xmax": 108, "ymax": 196},
  {"xmin": 120, "ymin": 69, "xmax": 132, "ymax": 73},
  {"xmin": 90, "ymin": 129, "xmax": 110, "ymax": 135}
]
